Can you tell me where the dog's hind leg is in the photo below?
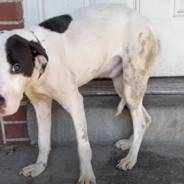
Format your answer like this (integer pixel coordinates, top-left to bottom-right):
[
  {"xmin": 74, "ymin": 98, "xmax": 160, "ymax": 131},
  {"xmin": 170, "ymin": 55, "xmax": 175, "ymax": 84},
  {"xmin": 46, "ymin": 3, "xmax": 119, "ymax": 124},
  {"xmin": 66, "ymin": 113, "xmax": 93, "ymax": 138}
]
[
  {"xmin": 114, "ymin": 134, "xmax": 133, "ymax": 151},
  {"xmin": 117, "ymin": 61, "xmax": 150, "ymax": 170},
  {"xmin": 114, "ymin": 105, "xmax": 152, "ymax": 151},
  {"xmin": 113, "ymin": 74, "xmax": 133, "ymax": 151},
  {"xmin": 112, "ymin": 73, "xmax": 126, "ymax": 116},
  {"xmin": 116, "ymin": 30, "xmax": 161, "ymax": 171},
  {"xmin": 117, "ymin": 98, "xmax": 152, "ymax": 170},
  {"xmin": 113, "ymin": 62, "xmax": 149, "ymax": 163}
]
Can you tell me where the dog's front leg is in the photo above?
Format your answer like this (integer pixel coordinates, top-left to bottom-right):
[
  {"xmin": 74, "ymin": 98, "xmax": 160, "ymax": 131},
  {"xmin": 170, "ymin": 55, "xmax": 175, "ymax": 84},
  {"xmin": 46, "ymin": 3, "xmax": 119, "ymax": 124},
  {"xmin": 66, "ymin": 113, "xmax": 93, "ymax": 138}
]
[
  {"xmin": 62, "ymin": 92, "xmax": 96, "ymax": 184},
  {"xmin": 20, "ymin": 98, "xmax": 52, "ymax": 177}
]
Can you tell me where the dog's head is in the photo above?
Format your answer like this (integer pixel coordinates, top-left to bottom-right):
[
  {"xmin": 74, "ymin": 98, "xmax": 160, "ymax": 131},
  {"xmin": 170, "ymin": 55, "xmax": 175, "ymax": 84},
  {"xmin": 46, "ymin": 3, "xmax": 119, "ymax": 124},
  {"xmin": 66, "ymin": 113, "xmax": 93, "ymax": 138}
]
[{"xmin": 0, "ymin": 33, "xmax": 48, "ymax": 116}]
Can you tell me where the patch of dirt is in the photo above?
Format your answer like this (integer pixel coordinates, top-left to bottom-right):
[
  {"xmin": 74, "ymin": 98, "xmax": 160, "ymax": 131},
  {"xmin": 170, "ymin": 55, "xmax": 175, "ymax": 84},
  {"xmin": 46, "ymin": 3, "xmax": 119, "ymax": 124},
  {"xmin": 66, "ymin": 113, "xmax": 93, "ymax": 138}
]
[{"xmin": 0, "ymin": 145, "xmax": 36, "ymax": 155}]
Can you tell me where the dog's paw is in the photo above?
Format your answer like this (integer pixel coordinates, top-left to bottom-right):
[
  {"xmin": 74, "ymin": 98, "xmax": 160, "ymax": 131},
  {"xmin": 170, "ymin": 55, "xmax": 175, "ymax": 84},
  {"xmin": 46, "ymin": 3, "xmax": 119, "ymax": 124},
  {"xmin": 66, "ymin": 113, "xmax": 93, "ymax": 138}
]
[
  {"xmin": 117, "ymin": 154, "xmax": 137, "ymax": 171},
  {"xmin": 77, "ymin": 177, "xmax": 96, "ymax": 184},
  {"xmin": 19, "ymin": 163, "xmax": 46, "ymax": 177},
  {"xmin": 77, "ymin": 172, "xmax": 96, "ymax": 184},
  {"xmin": 114, "ymin": 139, "xmax": 132, "ymax": 150}
]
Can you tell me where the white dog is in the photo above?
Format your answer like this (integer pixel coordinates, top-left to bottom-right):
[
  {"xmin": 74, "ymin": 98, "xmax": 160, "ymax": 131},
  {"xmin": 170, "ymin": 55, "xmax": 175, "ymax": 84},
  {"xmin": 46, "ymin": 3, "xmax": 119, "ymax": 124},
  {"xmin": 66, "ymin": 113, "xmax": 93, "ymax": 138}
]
[{"xmin": 0, "ymin": 3, "xmax": 161, "ymax": 184}]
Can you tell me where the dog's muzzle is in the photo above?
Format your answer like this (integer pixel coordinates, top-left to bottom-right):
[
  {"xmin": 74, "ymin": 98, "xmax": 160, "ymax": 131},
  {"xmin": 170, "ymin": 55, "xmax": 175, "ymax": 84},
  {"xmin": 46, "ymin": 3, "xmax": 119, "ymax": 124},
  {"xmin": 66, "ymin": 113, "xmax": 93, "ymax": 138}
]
[{"xmin": 0, "ymin": 95, "xmax": 6, "ymax": 114}]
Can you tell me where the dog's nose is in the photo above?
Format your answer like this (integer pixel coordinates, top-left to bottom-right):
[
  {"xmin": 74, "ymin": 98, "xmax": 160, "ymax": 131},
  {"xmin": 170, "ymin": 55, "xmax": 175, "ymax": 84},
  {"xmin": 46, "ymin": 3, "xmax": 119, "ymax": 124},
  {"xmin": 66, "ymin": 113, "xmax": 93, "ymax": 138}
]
[{"xmin": 0, "ymin": 96, "xmax": 5, "ymax": 107}]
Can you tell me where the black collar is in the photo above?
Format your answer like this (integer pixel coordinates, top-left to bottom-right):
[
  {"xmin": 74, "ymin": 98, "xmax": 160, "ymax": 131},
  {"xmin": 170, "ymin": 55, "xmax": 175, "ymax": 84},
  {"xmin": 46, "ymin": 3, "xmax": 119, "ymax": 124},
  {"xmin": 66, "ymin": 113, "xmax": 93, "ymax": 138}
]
[{"xmin": 30, "ymin": 30, "xmax": 41, "ymax": 45}]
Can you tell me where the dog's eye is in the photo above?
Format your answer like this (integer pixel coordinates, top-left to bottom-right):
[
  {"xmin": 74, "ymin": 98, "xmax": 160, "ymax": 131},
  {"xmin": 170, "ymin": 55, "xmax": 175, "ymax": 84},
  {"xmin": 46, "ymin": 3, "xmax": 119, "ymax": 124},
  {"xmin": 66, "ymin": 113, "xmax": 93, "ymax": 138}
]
[{"xmin": 11, "ymin": 63, "xmax": 22, "ymax": 74}]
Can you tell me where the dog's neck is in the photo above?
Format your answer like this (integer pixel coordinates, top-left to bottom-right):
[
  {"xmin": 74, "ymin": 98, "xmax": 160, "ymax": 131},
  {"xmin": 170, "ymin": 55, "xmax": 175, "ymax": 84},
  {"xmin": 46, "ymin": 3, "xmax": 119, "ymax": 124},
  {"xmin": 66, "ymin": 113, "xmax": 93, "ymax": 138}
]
[{"xmin": 24, "ymin": 67, "xmax": 46, "ymax": 96}]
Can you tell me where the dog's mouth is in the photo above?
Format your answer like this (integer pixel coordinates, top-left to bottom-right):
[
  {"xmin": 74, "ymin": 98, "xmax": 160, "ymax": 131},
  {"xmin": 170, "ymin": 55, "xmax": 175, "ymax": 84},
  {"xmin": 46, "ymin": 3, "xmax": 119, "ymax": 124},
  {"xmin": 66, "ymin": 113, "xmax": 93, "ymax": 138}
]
[
  {"xmin": 0, "ymin": 102, "xmax": 21, "ymax": 116},
  {"xmin": 0, "ymin": 104, "xmax": 12, "ymax": 116},
  {"xmin": 0, "ymin": 108, "xmax": 6, "ymax": 116}
]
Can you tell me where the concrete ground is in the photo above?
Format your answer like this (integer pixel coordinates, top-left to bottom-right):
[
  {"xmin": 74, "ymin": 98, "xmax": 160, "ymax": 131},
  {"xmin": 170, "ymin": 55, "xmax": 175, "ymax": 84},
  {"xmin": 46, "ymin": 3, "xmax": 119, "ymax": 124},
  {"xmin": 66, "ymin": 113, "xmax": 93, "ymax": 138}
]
[{"xmin": 0, "ymin": 144, "xmax": 184, "ymax": 184}]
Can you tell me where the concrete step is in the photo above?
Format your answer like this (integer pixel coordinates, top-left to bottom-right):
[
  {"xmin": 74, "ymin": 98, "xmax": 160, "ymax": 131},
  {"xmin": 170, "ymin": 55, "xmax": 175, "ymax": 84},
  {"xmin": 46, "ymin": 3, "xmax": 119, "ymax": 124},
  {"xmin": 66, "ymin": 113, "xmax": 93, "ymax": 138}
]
[
  {"xmin": 27, "ymin": 77, "xmax": 184, "ymax": 145},
  {"xmin": 0, "ymin": 144, "xmax": 184, "ymax": 184}
]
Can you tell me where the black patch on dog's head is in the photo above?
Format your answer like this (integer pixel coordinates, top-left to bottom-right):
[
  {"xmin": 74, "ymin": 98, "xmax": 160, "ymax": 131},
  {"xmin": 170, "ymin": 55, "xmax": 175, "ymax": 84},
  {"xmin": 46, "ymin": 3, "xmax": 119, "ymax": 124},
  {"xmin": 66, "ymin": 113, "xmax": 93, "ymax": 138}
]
[
  {"xmin": 39, "ymin": 14, "xmax": 72, "ymax": 33},
  {"xmin": 6, "ymin": 34, "xmax": 48, "ymax": 77}
]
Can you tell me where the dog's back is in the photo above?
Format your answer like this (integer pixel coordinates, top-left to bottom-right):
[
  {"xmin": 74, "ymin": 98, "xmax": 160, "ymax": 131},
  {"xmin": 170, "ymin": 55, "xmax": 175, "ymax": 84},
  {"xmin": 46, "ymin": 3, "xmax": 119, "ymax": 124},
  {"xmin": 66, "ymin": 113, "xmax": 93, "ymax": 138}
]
[{"xmin": 58, "ymin": 4, "xmax": 159, "ymax": 86}]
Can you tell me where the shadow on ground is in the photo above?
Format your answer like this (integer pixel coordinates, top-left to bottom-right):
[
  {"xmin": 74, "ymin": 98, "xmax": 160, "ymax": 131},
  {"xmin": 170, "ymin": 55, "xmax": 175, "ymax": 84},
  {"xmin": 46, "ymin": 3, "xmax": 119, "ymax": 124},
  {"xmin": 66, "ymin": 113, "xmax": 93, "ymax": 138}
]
[{"xmin": 0, "ymin": 144, "xmax": 184, "ymax": 184}]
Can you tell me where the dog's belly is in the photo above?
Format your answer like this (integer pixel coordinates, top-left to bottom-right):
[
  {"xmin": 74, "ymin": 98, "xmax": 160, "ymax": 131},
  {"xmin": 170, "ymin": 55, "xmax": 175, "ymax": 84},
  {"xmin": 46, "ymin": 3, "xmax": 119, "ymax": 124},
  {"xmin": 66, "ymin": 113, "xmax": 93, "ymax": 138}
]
[
  {"xmin": 64, "ymin": 33, "xmax": 124, "ymax": 86},
  {"xmin": 72, "ymin": 54, "xmax": 123, "ymax": 87}
]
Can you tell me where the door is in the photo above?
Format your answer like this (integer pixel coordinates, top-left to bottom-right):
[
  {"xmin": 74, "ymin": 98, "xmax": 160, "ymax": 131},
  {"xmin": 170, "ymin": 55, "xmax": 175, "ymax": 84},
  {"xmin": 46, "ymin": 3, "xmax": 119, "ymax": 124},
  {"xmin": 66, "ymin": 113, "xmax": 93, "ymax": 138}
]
[{"xmin": 23, "ymin": 0, "xmax": 184, "ymax": 76}]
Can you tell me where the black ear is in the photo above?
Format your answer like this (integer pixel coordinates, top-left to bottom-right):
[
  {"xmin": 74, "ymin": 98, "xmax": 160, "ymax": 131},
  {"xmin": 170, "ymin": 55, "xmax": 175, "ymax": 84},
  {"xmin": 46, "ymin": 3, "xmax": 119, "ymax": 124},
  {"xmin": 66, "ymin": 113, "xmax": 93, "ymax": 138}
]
[
  {"xmin": 6, "ymin": 34, "xmax": 48, "ymax": 77},
  {"xmin": 29, "ymin": 40, "xmax": 49, "ymax": 75}
]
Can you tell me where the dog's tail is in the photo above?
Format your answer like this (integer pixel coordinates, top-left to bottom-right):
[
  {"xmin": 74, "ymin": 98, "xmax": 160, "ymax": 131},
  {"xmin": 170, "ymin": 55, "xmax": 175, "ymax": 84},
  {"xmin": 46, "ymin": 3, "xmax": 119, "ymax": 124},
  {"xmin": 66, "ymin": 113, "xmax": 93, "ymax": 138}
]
[
  {"xmin": 112, "ymin": 58, "xmax": 126, "ymax": 116},
  {"xmin": 115, "ymin": 97, "xmax": 126, "ymax": 116},
  {"xmin": 113, "ymin": 72, "xmax": 126, "ymax": 116}
]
